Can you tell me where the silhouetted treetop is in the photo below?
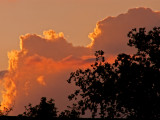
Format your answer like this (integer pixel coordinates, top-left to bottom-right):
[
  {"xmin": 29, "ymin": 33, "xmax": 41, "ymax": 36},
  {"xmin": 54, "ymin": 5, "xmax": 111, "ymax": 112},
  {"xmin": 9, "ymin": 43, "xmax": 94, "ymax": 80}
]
[
  {"xmin": 128, "ymin": 27, "xmax": 160, "ymax": 68},
  {"xmin": 59, "ymin": 104, "xmax": 80, "ymax": 119},
  {"xmin": 67, "ymin": 27, "xmax": 160, "ymax": 119},
  {"xmin": 67, "ymin": 50, "xmax": 117, "ymax": 118},
  {"xmin": 21, "ymin": 97, "xmax": 57, "ymax": 120}
]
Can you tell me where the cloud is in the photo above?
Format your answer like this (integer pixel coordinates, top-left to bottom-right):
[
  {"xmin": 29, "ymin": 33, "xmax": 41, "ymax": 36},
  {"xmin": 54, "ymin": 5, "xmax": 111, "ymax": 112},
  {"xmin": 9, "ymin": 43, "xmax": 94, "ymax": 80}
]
[
  {"xmin": 89, "ymin": 7, "xmax": 160, "ymax": 55},
  {"xmin": 20, "ymin": 30, "xmax": 89, "ymax": 61},
  {"xmin": 0, "ymin": 30, "xmax": 92, "ymax": 115},
  {"xmin": 1, "ymin": 7, "xmax": 160, "ymax": 116},
  {"xmin": 37, "ymin": 76, "xmax": 46, "ymax": 86}
]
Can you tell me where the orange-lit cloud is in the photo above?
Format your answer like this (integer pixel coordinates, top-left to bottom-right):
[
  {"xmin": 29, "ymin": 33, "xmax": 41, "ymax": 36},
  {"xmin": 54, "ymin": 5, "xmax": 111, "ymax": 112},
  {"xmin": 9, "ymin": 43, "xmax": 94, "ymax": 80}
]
[
  {"xmin": 37, "ymin": 76, "xmax": 46, "ymax": 86},
  {"xmin": 0, "ymin": 30, "xmax": 92, "ymax": 114},
  {"xmin": 1, "ymin": 7, "xmax": 160, "ymax": 115},
  {"xmin": 20, "ymin": 30, "xmax": 89, "ymax": 61}
]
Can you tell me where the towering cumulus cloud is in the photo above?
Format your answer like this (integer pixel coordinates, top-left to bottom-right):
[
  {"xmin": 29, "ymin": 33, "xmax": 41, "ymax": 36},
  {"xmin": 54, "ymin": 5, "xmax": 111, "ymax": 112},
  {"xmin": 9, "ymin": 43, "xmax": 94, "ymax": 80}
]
[
  {"xmin": 89, "ymin": 7, "xmax": 160, "ymax": 56},
  {"xmin": 1, "ymin": 7, "xmax": 160, "ymax": 115},
  {"xmin": 1, "ymin": 30, "xmax": 91, "ymax": 114}
]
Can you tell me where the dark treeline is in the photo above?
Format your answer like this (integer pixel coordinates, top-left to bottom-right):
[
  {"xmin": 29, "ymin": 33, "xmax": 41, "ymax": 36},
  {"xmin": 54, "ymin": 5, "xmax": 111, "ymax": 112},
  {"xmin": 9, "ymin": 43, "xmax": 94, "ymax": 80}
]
[
  {"xmin": 0, "ymin": 116, "xmax": 126, "ymax": 120},
  {"xmin": 1, "ymin": 27, "xmax": 160, "ymax": 119}
]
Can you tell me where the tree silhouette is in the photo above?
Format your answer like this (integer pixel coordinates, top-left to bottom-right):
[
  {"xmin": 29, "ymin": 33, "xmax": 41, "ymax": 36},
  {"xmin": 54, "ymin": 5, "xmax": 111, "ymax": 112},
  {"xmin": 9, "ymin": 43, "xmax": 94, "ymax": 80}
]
[
  {"xmin": 67, "ymin": 50, "xmax": 116, "ymax": 118},
  {"xmin": 59, "ymin": 103, "xmax": 80, "ymax": 119},
  {"xmin": 116, "ymin": 27, "xmax": 160, "ymax": 118},
  {"xmin": 21, "ymin": 97, "xmax": 58, "ymax": 120},
  {"xmin": 67, "ymin": 27, "xmax": 160, "ymax": 119}
]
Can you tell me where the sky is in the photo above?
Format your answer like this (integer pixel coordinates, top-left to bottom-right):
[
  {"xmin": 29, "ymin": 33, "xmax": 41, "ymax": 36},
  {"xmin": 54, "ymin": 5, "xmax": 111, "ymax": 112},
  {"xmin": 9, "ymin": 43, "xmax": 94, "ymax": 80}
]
[
  {"xmin": 1, "ymin": 0, "xmax": 160, "ymax": 116},
  {"xmin": 0, "ymin": 0, "xmax": 160, "ymax": 70}
]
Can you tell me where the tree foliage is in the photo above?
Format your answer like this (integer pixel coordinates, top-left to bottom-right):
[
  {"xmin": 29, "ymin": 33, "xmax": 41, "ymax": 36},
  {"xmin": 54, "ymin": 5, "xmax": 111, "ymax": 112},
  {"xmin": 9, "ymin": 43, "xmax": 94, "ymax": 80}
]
[
  {"xmin": 67, "ymin": 50, "xmax": 117, "ymax": 118},
  {"xmin": 67, "ymin": 27, "xmax": 160, "ymax": 119},
  {"xmin": 21, "ymin": 97, "xmax": 58, "ymax": 119},
  {"xmin": 59, "ymin": 104, "xmax": 80, "ymax": 119}
]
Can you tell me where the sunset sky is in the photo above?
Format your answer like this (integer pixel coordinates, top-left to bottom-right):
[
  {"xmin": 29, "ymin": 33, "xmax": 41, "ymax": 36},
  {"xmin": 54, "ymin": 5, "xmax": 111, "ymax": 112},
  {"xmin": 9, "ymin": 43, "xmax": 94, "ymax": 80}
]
[
  {"xmin": 1, "ymin": 0, "xmax": 160, "ymax": 116},
  {"xmin": 0, "ymin": 0, "xmax": 160, "ymax": 70}
]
